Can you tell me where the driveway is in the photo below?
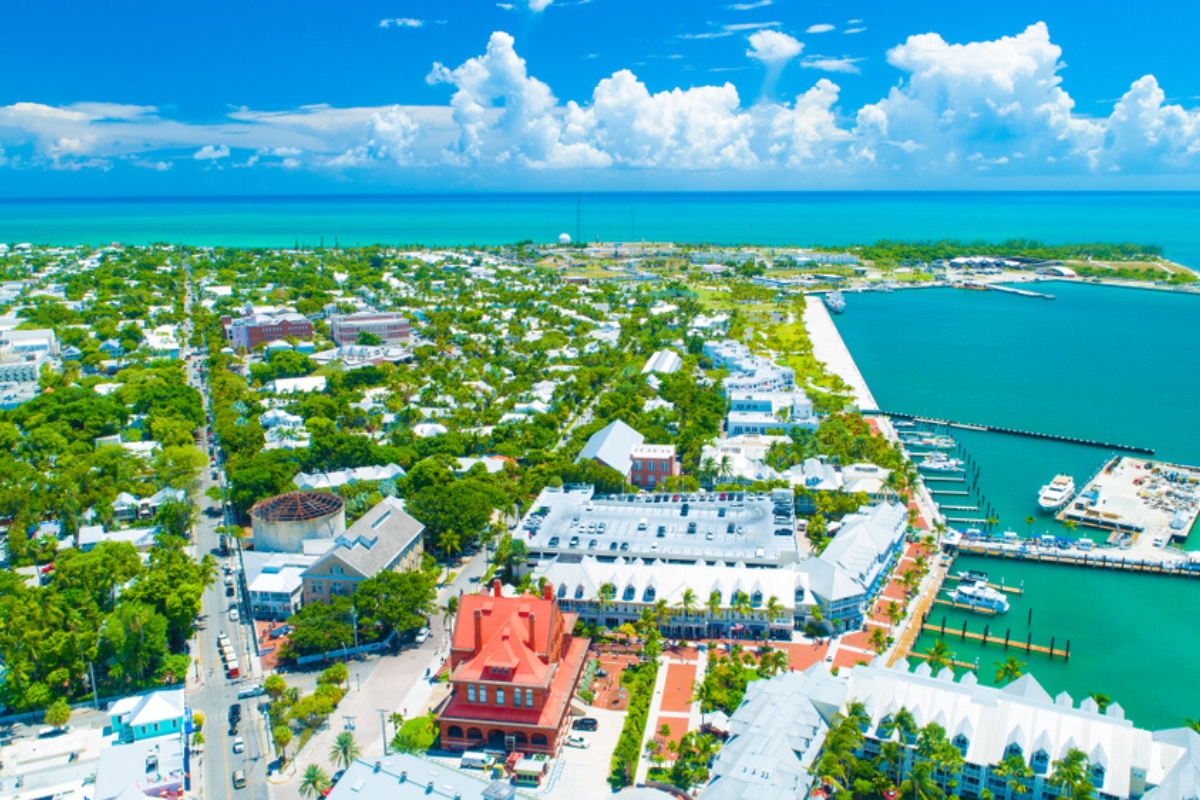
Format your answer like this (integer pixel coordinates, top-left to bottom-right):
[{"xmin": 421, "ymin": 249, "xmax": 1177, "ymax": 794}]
[{"xmin": 542, "ymin": 707, "xmax": 625, "ymax": 800}]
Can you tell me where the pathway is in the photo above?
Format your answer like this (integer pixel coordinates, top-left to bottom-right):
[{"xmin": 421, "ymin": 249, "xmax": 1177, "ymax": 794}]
[
  {"xmin": 634, "ymin": 647, "xmax": 708, "ymax": 786},
  {"xmin": 803, "ymin": 295, "xmax": 878, "ymax": 409}
]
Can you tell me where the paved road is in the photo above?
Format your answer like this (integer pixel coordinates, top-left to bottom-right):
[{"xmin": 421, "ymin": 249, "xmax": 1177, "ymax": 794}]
[{"xmin": 184, "ymin": 279, "xmax": 272, "ymax": 800}]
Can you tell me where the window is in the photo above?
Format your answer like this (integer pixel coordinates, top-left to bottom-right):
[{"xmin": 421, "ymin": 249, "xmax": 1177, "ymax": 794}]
[
  {"xmin": 647, "ymin": 475, "xmax": 656, "ymax": 486},
  {"xmin": 496, "ymin": 688, "xmax": 505, "ymax": 705},
  {"xmin": 468, "ymin": 685, "xmax": 476, "ymax": 702},
  {"xmin": 479, "ymin": 686, "xmax": 487, "ymax": 703},
  {"xmin": 1092, "ymin": 764, "xmax": 1106, "ymax": 784},
  {"xmin": 952, "ymin": 734, "xmax": 969, "ymax": 756},
  {"xmin": 634, "ymin": 460, "xmax": 642, "ymax": 470},
  {"xmin": 648, "ymin": 461, "xmax": 656, "ymax": 471},
  {"xmin": 1031, "ymin": 750, "xmax": 1049, "ymax": 774},
  {"xmin": 525, "ymin": 689, "xmax": 534, "ymax": 707},
  {"xmin": 1004, "ymin": 743, "xmax": 1023, "ymax": 759}
]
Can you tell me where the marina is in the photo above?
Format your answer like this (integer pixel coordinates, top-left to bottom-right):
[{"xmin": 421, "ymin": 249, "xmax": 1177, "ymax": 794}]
[
  {"xmin": 956, "ymin": 541, "xmax": 1200, "ymax": 577},
  {"xmin": 867, "ymin": 410, "xmax": 1156, "ymax": 455},
  {"xmin": 1057, "ymin": 455, "xmax": 1200, "ymax": 542},
  {"xmin": 919, "ymin": 617, "xmax": 1071, "ymax": 660}
]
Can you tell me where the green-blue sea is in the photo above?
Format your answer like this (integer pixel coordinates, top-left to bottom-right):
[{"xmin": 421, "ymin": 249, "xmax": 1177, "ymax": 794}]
[
  {"xmin": 834, "ymin": 282, "xmax": 1200, "ymax": 729},
  {"xmin": 4, "ymin": 192, "xmax": 1200, "ymax": 268}
]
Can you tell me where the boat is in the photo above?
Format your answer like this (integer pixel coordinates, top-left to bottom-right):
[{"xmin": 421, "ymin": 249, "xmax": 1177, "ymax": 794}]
[
  {"xmin": 951, "ymin": 581, "xmax": 1010, "ymax": 614},
  {"xmin": 956, "ymin": 569, "xmax": 988, "ymax": 583},
  {"xmin": 901, "ymin": 435, "xmax": 957, "ymax": 450},
  {"xmin": 1037, "ymin": 474, "xmax": 1076, "ymax": 513},
  {"xmin": 824, "ymin": 290, "xmax": 846, "ymax": 314},
  {"xmin": 918, "ymin": 453, "xmax": 964, "ymax": 472}
]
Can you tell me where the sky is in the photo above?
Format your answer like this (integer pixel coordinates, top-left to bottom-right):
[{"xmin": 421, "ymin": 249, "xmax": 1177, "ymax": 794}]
[{"xmin": 3, "ymin": 0, "xmax": 1200, "ymax": 195}]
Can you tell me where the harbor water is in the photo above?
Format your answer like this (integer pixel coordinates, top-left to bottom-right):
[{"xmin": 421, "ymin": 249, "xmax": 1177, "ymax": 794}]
[{"xmin": 833, "ymin": 282, "xmax": 1200, "ymax": 729}]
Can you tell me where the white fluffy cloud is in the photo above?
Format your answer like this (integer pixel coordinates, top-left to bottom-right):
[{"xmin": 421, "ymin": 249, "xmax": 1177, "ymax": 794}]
[
  {"xmin": 193, "ymin": 144, "xmax": 230, "ymax": 160},
  {"xmin": 379, "ymin": 18, "xmax": 424, "ymax": 28},
  {"xmin": 3, "ymin": 23, "xmax": 1200, "ymax": 184},
  {"xmin": 746, "ymin": 30, "xmax": 803, "ymax": 64}
]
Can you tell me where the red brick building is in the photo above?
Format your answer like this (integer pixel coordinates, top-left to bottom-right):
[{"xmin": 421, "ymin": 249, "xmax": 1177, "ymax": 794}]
[
  {"xmin": 222, "ymin": 312, "xmax": 313, "ymax": 350},
  {"xmin": 628, "ymin": 443, "xmax": 680, "ymax": 489},
  {"xmin": 437, "ymin": 581, "xmax": 589, "ymax": 755}
]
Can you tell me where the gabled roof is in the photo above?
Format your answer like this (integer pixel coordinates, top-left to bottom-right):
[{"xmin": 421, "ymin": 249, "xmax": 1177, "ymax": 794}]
[
  {"xmin": 109, "ymin": 688, "xmax": 185, "ymax": 728},
  {"xmin": 310, "ymin": 497, "xmax": 423, "ymax": 578},
  {"xmin": 576, "ymin": 420, "xmax": 644, "ymax": 477}
]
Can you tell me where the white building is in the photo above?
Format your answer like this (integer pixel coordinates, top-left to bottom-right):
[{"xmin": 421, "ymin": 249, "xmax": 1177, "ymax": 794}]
[
  {"xmin": 642, "ymin": 348, "xmax": 683, "ymax": 375},
  {"xmin": 703, "ymin": 339, "xmax": 795, "ymax": 394},
  {"xmin": 726, "ymin": 390, "xmax": 818, "ymax": 436}
]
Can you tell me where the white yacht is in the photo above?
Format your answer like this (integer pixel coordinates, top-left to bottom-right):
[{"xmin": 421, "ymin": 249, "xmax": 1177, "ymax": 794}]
[
  {"xmin": 1038, "ymin": 474, "xmax": 1076, "ymax": 513},
  {"xmin": 952, "ymin": 581, "xmax": 1010, "ymax": 614},
  {"xmin": 918, "ymin": 453, "xmax": 964, "ymax": 472}
]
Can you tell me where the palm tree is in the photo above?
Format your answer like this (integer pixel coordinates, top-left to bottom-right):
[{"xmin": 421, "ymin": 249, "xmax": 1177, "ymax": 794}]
[
  {"xmin": 1025, "ymin": 515, "xmax": 1035, "ymax": 535},
  {"xmin": 732, "ymin": 591, "xmax": 752, "ymax": 619},
  {"xmin": 899, "ymin": 760, "xmax": 940, "ymax": 799},
  {"xmin": 763, "ymin": 595, "xmax": 785, "ymax": 625},
  {"xmin": 869, "ymin": 627, "xmax": 891, "ymax": 655},
  {"xmin": 993, "ymin": 752, "xmax": 1034, "ymax": 796},
  {"xmin": 718, "ymin": 455, "xmax": 734, "ymax": 482},
  {"xmin": 893, "ymin": 706, "xmax": 918, "ymax": 747},
  {"xmin": 886, "ymin": 600, "xmax": 905, "ymax": 628},
  {"xmin": 299, "ymin": 765, "xmax": 332, "ymax": 799},
  {"xmin": 1049, "ymin": 747, "xmax": 1094, "ymax": 800},
  {"xmin": 706, "ymin": 589, "xmax": 723, "ymax": 634},
  {"xmin": 330, "ymin": 730, "xmax": 361, "ymax": 770},
  {"xmin": 598, "ymin": 582, "xmax": 616, "ymax": 613},
  {"xmin": 925, "ymin": 640, "xmax": 954, "ymax": 673},
  {"xmin": 1185, "ymin": 716, "xmax": 1200, "ymax": 734},
  {"xmin": 677, "ymin": 587, "xmax": 698, "ymax": 618},
  {"xmin": 652, "ymin": 598, "xmax": 672, "ymax": 630},
  {"xmin": 994, "ymin": 656, "xmax": 1026, "ymax": 685}
]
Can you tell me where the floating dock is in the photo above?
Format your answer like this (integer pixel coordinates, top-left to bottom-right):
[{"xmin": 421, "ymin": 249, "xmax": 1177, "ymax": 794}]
[
  {"xmin": 1056, "ymin": 456, "xmax": 1200, "ymax": 541},
  {"xmin": 956, "ymin": 542, "xmax": 1200, "ymax": 578},
  {"xmin": 921, "ymin": 617, "xmax": 1070, "ymax": 660},
  {"xmin": 864, "ymin": 411, "xmax": 1155, "ymax": 455}
]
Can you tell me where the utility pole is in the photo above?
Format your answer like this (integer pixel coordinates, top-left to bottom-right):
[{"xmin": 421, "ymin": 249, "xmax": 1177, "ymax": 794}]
[{"xmin": 378, "ymin": 709, "xmax": 389, "ymax": 755}]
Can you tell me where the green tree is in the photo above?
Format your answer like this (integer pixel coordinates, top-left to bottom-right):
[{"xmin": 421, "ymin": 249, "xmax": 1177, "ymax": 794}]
[
  {"xmin": 353, "ymin": 569, "xmax": 436, "ymax": 635},
  {"xmin": 993, "ymin": 752, "xmax": 1034, "ymax": 796},
  {"xmin": 264, "ymin": 674, "xmax": 287, "ymax": 701},
  {"xmin": 44, "ymin": 697, "xmax": 72, "ymax": 728},
  {"xmin": 1049, "ymin": 747, "xmax": 1095, "ymax": 800},
  {"xmin": 924, "ymin": 639, "xmax": 955, "ymax": 673},
  {"xmin": 273, "ymin": 725, "xmax": 293, "ymax": 760}
]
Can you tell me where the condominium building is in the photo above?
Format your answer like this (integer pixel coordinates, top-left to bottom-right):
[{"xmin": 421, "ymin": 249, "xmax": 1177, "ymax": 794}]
[
  {"xmin": 329, "ymin": 312, "xmax": 411, "ymax": 346},
  {"xmin": 223, "ymin": 311, "xmax": 313, "ymax": 350}
]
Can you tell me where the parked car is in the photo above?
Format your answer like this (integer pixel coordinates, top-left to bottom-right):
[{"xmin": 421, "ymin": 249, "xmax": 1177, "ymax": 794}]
[
  {"xmin": 232, "ymin": 737, "xmax": 245, "ymax": 754},
  {"xmin": 572, "ymin": 717, "xmax": 599, "ymax": 731},
  {"xmin": 229, "ymin": 608, "xmax": 240, "ymax": 623},
  {"xmin": 564, "ymin": 735, "xmax": 590, "ymax": 749},
  {"xmin": 232, "ymin": 769, "xmax": 247, "ymax": 789},
  {"xmin": 237, "ymin": 683, "xmax": 264, "ymax": 699},
  {"xmin": 415, "ymin": 627, "xmax": 431, "ymax": 644}
]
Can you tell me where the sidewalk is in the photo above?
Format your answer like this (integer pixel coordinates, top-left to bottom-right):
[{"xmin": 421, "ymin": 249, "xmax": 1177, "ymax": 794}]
[{"xmin": 634, "ymin": 647, "xmax": 709, "ymax": 785}]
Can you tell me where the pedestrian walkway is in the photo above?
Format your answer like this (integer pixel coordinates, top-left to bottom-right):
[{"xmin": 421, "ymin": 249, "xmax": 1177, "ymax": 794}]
[{"xmin": 634, "ymin": 647, "xmax": 709, "ymax": 785}]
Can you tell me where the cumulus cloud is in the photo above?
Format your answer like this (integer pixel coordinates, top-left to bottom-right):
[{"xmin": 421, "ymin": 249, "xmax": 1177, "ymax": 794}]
[
  {"xmin": 3, "ymin": 23, "xmax": 1200, "ymax": 185},
  {"xmin": 806, "ymin": 24, "xmax": 835, "ymax": 34},
  {"xmin": 194, "ymin": 144, "xmax": 230, "ymax": 160},
  {"xmin": 746, "ymin": 30, "xmax": 803, "ymax": 64}
]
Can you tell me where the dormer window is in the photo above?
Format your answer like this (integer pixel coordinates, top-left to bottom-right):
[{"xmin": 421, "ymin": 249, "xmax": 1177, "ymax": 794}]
[
  {"xmin": 952, "ymin": 734, "xmax": 969, "ymax": 757},
  {"xmin": 1092, "ymin": 764, "xmax": 1106, "ymax": 784},
  {"xmin": 1004, "ymin": 742, "xmax": 1023, "ymax": 759},
  {"xmin": 623, "ymin": 585, "xmax": 636, "ymax": 601},
  {"xmin": 643, "ymin": 587, "xmax": 656, "ymax": 602},
  {"xmin": 751, "ymin": 591, "xmax": 762, "ymax": 607}
]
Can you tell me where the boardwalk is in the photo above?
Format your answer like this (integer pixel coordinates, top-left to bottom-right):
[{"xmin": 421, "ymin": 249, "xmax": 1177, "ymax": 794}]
[
  {"xmin": 957, "ymin": 543, "xmax": 1200, "ymax": 578},
  {"xmin": 919, "ymin": 619, "xmax": 1070, "ymax": 660}
]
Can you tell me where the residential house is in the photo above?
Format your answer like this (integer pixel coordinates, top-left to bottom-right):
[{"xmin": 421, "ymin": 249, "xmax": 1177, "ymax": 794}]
[{"xmin": 109, "ymin": 688, "xmax": 188, "ymax": 743}]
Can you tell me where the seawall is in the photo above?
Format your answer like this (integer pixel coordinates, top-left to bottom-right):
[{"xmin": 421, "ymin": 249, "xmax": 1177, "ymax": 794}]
[{"xmin": 803, "ymin": 294, "xmax": 878, "ymax": 409}]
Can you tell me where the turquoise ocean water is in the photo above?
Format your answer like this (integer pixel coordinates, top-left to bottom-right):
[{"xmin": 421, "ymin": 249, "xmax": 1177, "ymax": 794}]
[
  {"xmin": 833, "ymin": 283, "xmax": 1200, "ymax": 729},
  {"xmin": 4, "ymin": 192, "xmax": 1200, "ymax": 268}
]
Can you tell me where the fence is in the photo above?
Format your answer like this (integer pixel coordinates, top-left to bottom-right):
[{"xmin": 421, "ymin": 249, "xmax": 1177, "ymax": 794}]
[{"xmin": 295, "ymin": 630, "xmax": 397, "ymax": 666}]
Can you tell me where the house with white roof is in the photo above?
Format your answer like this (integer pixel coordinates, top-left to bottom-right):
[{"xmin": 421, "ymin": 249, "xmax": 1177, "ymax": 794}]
[
  {"xmin": 269, "ymin": 375, "xmax": 327, "ymax": 394},
  {"xmin": 642, "ymin": 348, "xmax": 683, "ymax": 375},
  {"xmin": 109, "ymin": 688, "xmax": 188, "ymax": 743},
  {"xmin": 293, "ymin": 463, "xmax": 406, "ymax": 491}
]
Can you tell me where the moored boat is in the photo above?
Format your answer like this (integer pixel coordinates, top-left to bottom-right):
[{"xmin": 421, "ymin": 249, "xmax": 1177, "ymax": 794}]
[
  {"xmin": 824, "ymin": 290, "xmax": 846, "ymax": 314},
  {"xmin": 1038, "ymin": 474, "xmax": 1076, "ymax": 513},
  {"xmin": 952, "ymin": 581, "xmax": 1009, "ymax": 614}
]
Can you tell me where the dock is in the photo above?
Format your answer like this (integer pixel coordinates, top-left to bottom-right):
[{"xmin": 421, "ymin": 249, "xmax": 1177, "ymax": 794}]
[
  {"xmin": 920, "ymin": 617, "xmax": 1070, "ymax": 660},
  {"xmin": 989, "ymin": 284, "xmax": 1056, "ymax": 300},
  {"xmin": 923, "ymin": 475, "xmax": 967, "ymax": 483},
  {"xmin": 930, "ymin": 490, "xmax": 970, "ymax": 497},
  {"xmin": 1056, "ymin": 456, "xmax": 1200, "ymax": 541},
  {"xmin": 908, "ymin": 651, "xmax": 978, "ymax": 671},
  {"xmin": 933, "ymin": 598, "xmax": 999, "ymax": 615},
  {"xmin": 956, "ymin": 542, "xmax": 1200, "ymax": 578},
  {"xmin": 863, "ymin": 411, "xmax": 1155, "ymax": 455},
  {"xmin": 940, "ymin": 505, "xmax": 980, "ymax": 511}
]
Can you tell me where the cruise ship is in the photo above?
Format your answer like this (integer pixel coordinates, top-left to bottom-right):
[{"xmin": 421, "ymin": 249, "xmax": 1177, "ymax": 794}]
[
  {"xmin": 1037, "ymin": 474, "xmax": 1076, "ymax": 513},
  {"xmin": 952, "ymin": 581, "xmax": 1010, "ymax": 614},
  {"xmin": 824, "ymin": 290, "xmax": 846, "ymax": 314}
]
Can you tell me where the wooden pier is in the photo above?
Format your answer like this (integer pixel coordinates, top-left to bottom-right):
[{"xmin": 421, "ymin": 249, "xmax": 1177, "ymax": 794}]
[
  {"xmin": 930, "ymin": 490, "xmax": 971, "ymax": 496},
  {"xmin": 865, "ymin": 411, "xmax": 1155, "ymax": 455},
  {"xmin": 909, "ymin": 651, "xmax": 978, "ymax": 671},
  {"xmin": 921, "ymin": 618, "xmax": 1070, "ymax": 660},
  {"xmin": 940, "ymin": 505, "xmax": 980, "ymax": 511},
  {"xmin": 924, "ymin": 475, "xmax": 967, "ymax": 483},
  {"xmin": 956, "ymin": 543, "xmax": 1200, "ymax": 578},
  {"xmin": 933, "ymin": 598, "xmax": 999, "ymax": 615}
]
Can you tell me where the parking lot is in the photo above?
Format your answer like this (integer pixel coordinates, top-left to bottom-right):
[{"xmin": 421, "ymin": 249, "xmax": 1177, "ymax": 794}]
[{"xmin": 544, "ymin": 708, "xmax": 626, "ymax": 800}]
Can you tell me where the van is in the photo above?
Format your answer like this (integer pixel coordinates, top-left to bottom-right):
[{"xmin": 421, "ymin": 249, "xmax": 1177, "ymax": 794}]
[
  {"xmin": 461, "ymin": 752, "xmax": 491, "ymax": 770},
  {"xmin": 237, "ymin": 683, "xmax": 264, "ymax": 699}
]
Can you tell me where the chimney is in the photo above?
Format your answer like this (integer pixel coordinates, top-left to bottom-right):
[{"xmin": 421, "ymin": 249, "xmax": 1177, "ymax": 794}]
[
  {"xmin": 493, "ymin": 578, "xmax": 502, "ymax": 597},
  {"xmin": 474, "ymin": 609, "xmax": 484, "ymax": 653},
  {"xmin": 543, "ymin": 581, "xmax": 554, "ymax": 603},
  {"xmin": 528, "ymin": 612, "xmax": 537, "ymax": 654}
]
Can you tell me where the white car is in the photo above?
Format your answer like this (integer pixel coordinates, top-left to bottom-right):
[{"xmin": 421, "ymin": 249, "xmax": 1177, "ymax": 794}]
[
  {"xmin": 232, "ymin": 737, "xmax": 245, "ymax": 754},
  {"xmin": 229, "ymin": 608, "xmax": 240, "ymax": 623},
  {"xmin": 564, "ymin": 735, "xmax": 589, "ymax": 749},
  {"xmin": 415, "ymin": 627, "xmax": 431, "ymax": 644}
]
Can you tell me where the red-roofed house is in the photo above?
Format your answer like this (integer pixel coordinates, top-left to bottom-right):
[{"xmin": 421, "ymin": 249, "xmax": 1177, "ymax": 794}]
[{"xmin": 437, "ymin": 580, "xmax": 590, "ymax": 755}]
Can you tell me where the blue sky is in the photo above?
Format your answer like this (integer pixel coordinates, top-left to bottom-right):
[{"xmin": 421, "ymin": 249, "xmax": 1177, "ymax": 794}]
[{"xmin": 3, "ymin": 0, "xmax": 1200, "ymax": 194}]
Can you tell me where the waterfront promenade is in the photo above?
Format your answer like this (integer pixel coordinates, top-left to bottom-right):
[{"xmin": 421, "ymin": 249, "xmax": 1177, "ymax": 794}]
[{"xmin": 804, "ymin": 295, "xmax": 878, "ymax": 409}]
